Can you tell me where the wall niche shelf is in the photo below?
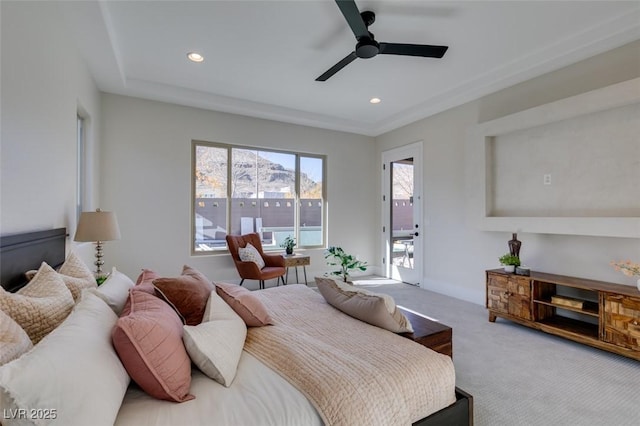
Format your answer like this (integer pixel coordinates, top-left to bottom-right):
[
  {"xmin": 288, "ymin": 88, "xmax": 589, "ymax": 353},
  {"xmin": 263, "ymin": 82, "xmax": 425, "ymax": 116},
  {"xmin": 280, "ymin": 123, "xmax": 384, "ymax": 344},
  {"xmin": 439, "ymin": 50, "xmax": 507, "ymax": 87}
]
[
  {"xmin": 486, "ymin": 269, "xmax": 640, "ymax": 361},
  {"xmin": 467, "ymin": 78, "xmax": 640, "ymax": 238}
]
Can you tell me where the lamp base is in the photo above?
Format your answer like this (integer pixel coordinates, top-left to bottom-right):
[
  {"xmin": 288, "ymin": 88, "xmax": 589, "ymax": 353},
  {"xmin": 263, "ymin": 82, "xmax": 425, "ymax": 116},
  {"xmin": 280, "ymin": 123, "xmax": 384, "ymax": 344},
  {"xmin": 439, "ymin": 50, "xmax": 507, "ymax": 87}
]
[{"xmin": 94, "ymin": 241, "xmax": 105, "ymax": 275}]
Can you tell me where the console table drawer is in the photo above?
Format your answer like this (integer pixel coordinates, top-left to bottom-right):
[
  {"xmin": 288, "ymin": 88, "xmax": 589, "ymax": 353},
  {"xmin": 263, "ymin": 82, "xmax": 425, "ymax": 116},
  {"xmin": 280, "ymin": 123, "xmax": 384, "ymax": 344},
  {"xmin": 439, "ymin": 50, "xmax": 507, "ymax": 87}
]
[{"xmin": 603, "ymin": 294, "xmax": 640, "ymax": 350}]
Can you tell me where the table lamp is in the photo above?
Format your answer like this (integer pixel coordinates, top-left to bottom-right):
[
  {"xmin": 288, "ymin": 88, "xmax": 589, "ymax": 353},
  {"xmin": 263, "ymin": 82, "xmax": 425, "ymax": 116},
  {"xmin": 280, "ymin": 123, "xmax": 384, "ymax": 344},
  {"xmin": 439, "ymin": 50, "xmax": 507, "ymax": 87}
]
[{"xmin": 74, "ymin": 208, "xmax": 121, "ymax": 275}]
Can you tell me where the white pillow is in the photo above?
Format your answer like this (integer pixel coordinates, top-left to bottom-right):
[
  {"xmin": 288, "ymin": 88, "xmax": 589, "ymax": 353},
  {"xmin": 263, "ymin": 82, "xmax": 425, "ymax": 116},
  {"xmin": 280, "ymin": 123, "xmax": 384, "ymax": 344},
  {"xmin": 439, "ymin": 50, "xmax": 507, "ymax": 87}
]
[
  {"xmin": 0, "ymin": 292, "xmax": 130, "ymax": 426},
  {"xmin": 183, "ymin": 291, "xmax": 247, "ymax": 387},
  {"xmin": 238, "ymin": 243, "xmax": 265, "ymax": 269},
  {"xmin": 87, "ymin": 267, "xmax": 135, "ymax": 315}
]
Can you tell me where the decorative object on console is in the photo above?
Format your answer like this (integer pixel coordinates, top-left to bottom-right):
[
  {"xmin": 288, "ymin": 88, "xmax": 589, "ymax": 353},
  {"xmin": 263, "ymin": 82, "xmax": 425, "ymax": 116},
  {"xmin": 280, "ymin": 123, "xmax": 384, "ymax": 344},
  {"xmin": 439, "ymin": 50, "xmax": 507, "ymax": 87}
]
[
  {"xmin": 498, "ymin": 253, "xmax": 520, "ymax": 273},
  {"xmin": 324, "ymin": 246, "xmax": 368, "ymax": 282},
  {"xmin": 610, "ymin": 260, "xmax": 640, "ymax": 291},
  {"xmin": 280, "ymin": 236, "xmax": 296, "ymax": 255},
  {"xmin": 74, "ymin": 208, "xmax": 121, "ymax": 277},
  {"xmin": 515, "ymin": 266, "xmax": 530, "ymax": 276},
  {"xmin": 508, "ymin": 232, "xmax": 521, "ymax": 257}
]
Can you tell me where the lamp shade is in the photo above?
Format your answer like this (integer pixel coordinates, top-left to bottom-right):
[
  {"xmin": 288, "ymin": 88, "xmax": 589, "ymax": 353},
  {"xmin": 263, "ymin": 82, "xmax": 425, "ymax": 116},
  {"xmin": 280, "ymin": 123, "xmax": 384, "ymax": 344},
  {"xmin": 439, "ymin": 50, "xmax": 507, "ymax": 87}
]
[{"xmin": 74, "ymin": 210, "xmax": 121, "ymax": 242}]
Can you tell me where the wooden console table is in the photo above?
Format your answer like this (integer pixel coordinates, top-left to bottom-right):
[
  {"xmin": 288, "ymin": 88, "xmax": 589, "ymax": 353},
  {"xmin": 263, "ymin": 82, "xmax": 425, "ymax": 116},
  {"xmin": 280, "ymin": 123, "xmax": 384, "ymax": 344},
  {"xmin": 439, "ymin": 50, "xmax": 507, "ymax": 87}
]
[
  {"xmin": 486, "ymin": 269, "xmax": 640, "ymax": 361},
  {"xmin": 282, "ymin": 254, "xmax": 310, "ymax": 285}
]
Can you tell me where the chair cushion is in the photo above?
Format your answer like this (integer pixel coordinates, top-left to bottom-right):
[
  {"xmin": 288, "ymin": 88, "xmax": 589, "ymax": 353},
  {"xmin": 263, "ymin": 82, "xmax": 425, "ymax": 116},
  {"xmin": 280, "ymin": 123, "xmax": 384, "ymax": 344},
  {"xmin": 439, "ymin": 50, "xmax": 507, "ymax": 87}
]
[
  {"xmin": 238, "ymin": 243, "xmax": 265, "ymax": 269},
  {"xmin": 315, "ymin": 277, "xmax": 413, "ymax": 333}
]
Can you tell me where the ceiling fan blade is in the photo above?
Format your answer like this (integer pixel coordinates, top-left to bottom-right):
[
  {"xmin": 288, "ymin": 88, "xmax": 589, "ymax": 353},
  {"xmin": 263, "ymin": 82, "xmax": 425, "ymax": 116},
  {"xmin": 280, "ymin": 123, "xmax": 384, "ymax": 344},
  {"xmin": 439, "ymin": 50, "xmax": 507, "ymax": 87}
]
[
  {"xmin": 379, "ymin": 43, "xmax": 448, "ymax": 58},
  {"xmin": 335, "ymin": 0, "xmax": 369, "ymax": 39},
  {"xmin": 316, "ymin": 51, "xmax": 358, "ymax": 81}
]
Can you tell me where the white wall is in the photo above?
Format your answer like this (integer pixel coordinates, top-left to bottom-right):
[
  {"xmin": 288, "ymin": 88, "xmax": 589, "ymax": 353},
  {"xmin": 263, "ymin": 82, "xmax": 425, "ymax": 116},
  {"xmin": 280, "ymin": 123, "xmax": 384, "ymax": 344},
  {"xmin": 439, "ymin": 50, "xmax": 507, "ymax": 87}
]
[
  {"xmin": 376, "ymin": 41, "xmax": 640, "ymax": 304},
  {"xmin": 1, "ymin": 1, "xmax": 101, "ymax": 249},
  {"xmin": 100, "ymin": 94, "xmax": 377, "ymax": 284}
]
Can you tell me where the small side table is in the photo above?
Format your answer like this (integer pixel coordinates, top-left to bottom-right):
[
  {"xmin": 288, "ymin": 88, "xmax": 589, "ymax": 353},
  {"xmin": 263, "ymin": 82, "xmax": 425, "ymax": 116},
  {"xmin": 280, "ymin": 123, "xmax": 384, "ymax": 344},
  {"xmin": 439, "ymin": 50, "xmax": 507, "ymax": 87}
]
[{"xmin": 282, "ymin": 254, "xmax": 310, "ymax": 285}]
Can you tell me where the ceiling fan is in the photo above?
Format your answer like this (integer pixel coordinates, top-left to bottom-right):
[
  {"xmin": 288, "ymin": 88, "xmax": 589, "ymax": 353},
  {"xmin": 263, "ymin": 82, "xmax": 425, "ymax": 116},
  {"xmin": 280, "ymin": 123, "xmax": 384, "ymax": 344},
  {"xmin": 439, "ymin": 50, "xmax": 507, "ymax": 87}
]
[{"xmin": 316, "ymin": 0, "xmax": 449, "ymax": 81}]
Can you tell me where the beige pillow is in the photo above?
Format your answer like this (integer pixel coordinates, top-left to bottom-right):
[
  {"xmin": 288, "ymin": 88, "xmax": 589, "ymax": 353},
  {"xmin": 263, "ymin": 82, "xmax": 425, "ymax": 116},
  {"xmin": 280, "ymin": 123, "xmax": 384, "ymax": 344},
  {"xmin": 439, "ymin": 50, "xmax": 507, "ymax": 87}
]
[
  {"xmin": 315, "ymin": 277, "xmax": 413, "ymax": 333},
  {"xmin": 238, "ymin": 243, "xmax": 265, "ymax": 269},
  {"xmin": 0, "ymin": 309, "xmax": 33, "ymax": 365},
  {"xmin": 58, "ymin": 251, "xmax": 97, "ymax": 301},
  {"xmin": 183, "ymin": 291, "xmax": 247, "ymax": 386},
  {"xmin": 0, "ymin": 262, "xmax": 75, "ymax": 344}
]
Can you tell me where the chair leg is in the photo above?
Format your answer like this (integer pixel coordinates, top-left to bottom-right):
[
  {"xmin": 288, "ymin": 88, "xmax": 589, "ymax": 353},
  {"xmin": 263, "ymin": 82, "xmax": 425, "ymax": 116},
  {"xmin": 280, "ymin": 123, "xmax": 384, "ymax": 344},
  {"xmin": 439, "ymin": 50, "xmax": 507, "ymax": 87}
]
[
  {"xmin": 260, "ymin": 280, "xmax": 264, "ymax": 290},
  {"xmin": 239, "ymin": 279, "xmax": 245, "ymax": 287},
  {"xmin": 280, "ymin": 276, "xmax": 286, "ymax": 286}
]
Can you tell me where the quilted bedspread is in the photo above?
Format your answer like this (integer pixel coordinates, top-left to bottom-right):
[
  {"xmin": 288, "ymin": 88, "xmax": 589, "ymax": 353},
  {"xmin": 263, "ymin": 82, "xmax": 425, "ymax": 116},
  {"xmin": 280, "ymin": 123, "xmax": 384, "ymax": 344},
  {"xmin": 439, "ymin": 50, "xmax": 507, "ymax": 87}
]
[{"xmin": 243, "ymin": 284, "xmax": 456, "ymax": 426}]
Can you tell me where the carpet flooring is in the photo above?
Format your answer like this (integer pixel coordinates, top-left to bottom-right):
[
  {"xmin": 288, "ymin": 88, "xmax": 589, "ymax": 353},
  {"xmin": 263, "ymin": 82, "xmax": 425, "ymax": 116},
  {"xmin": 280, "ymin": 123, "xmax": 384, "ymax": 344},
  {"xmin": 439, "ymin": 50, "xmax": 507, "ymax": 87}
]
[{"xmin": 349, "ymin": 278, "xmax": 640, "ymax": 426}]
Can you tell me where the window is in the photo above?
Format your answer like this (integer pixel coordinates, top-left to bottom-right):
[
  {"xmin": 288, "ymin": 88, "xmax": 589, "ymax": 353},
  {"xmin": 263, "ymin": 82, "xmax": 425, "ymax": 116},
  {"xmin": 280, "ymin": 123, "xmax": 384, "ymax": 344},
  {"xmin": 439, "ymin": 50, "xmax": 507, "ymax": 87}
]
[
  {"xmin": 76, "ymin": 114, "xmax": 86, "ymax": 220},
  {"xmin": 193, "ymin": 141, "xmax": 325, "ymax": 253}
]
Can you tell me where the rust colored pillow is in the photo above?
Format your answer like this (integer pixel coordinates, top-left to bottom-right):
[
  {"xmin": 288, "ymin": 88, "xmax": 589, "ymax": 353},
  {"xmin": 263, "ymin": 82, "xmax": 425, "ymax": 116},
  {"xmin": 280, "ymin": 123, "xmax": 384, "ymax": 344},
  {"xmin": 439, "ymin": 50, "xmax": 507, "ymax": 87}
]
[
  {"xmin": 152, "ymin": 265, "xmax": 215, "ymax": 326},
  {"xmin": 112, "ymin": 290, "xmax": 194, "ymax": 403},
  {"xmin": 215, "ymin": 282, "xmax": 273, "ymax": 327}
]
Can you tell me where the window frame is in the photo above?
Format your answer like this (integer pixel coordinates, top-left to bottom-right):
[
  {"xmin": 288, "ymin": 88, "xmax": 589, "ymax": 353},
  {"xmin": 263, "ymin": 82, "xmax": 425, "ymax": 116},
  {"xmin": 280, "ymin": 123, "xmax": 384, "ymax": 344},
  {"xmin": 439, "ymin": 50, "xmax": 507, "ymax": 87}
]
[
  {"xmin": 76, "ymin": 113, "xmax": 86, "ymax": 221},
  {"xmin": 191, "ymin": 140, "xmax": 327, "ymax": 255}
]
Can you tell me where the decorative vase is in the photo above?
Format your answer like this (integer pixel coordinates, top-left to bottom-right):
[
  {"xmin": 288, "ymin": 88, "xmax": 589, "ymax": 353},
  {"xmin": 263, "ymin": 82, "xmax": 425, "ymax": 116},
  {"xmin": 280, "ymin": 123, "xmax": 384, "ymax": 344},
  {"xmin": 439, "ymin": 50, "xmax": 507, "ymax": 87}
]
[
  {"xmin": 504, "ymin": 265, "xmax": 515, "ymax": 273},
  {"xmin": 508, "ymin": 233, "xmax": 521, "ymax": 257},
  {"xmin": 286, "ymin": 247, "xmax": 293, "ymax": 255}
]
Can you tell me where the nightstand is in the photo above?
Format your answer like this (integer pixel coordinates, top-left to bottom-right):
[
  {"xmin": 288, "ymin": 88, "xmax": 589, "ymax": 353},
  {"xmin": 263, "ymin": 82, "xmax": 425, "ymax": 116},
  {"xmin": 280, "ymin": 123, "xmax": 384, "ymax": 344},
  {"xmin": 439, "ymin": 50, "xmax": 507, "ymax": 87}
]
[{"xmin": 282, "ymin": 254, "xmax": 310, "ymax": 285}]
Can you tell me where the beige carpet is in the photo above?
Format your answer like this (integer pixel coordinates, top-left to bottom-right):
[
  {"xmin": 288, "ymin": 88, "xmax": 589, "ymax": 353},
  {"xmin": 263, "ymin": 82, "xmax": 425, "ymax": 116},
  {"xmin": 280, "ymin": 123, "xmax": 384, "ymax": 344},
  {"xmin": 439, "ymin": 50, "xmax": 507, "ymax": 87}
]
[{"xmin": 342, "ymin": 277, "xmax": 640, "ymax": 426}]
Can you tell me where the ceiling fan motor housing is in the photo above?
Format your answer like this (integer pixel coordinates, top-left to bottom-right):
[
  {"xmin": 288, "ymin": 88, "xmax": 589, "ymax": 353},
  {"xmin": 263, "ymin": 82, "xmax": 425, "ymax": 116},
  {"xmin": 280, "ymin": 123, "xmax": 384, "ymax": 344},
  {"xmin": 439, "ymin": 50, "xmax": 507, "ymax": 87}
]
[{"xmin": 356, "ymin": 37, "xmax": 379, "ymax": 58}]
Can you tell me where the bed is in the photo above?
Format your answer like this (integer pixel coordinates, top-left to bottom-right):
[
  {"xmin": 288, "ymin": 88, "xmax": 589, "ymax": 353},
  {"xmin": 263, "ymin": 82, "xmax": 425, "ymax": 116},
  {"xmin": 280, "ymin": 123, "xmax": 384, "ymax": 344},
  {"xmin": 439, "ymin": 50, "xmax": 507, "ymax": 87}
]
[{"xmin": 0, "ymin": 228, "xmax": 473, "ymax": 426}]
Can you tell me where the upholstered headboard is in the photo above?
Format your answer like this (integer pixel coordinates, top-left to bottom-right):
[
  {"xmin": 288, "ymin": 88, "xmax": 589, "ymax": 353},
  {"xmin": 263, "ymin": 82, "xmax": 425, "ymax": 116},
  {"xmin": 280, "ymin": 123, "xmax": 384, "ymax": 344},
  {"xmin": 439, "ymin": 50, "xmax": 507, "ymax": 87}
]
[{"xmin": 0, "ymin": 228, "xmax": 66, "ymax": 292}]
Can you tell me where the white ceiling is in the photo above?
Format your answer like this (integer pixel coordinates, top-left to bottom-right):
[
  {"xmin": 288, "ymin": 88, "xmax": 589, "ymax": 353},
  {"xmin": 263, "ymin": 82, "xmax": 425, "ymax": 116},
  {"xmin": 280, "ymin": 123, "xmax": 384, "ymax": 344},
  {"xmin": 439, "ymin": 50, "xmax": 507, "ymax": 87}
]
[{"xmin": 60, "ymin": 1, "xmax": 640, "ymax": 136}]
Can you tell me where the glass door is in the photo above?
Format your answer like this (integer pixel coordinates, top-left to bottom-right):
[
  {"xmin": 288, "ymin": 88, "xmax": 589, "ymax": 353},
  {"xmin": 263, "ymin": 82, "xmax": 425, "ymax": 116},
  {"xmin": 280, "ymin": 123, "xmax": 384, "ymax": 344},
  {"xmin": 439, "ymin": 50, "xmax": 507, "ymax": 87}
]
[{"xmin": 382, "ymin": 143, "xmax": 423, "ymax": 285}]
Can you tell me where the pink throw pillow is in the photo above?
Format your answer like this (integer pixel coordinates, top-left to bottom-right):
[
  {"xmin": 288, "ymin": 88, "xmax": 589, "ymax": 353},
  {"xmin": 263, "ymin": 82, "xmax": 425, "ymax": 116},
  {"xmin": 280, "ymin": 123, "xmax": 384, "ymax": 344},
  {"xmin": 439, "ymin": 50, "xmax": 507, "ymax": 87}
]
[
  {"xmin": 152, "ymin": 265, "xmax": 215, "ymax": 326},
  {"xmin": 134, "ymin": 269, "xmax": 160, "ymax": 294},
  {"xmin": 215, "ymin": 282, "xmax": 273, "ymax": 327},
  {"xmin": 112, "ymin": 290, "xmax": 194, "ymax": 402}
]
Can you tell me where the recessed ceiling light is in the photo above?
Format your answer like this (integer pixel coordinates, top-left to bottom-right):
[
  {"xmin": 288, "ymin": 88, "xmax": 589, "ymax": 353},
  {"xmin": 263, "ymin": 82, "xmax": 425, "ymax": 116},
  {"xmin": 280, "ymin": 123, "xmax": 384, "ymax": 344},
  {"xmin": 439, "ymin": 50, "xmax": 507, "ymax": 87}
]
[
  {"xmin": 370, "ymin": 97, "xmax": 381, "ymax": 104},
  {"xmin": 187, "ymin": 52, "xmax": 204, "ymax": 63}
]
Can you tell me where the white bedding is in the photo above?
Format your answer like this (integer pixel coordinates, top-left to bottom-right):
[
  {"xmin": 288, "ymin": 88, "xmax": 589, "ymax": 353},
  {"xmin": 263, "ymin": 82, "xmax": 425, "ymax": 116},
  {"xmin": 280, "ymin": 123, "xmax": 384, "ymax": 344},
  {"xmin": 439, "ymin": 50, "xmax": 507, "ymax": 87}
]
[{"xmin": 115, "ymin": 351, "xmax": 322, "ymax": 426}]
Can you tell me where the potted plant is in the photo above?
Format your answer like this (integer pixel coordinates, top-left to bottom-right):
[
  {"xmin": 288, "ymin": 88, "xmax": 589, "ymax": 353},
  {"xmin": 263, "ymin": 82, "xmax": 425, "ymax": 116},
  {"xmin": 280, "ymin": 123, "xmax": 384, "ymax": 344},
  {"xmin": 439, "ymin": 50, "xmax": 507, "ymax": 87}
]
[
  {"xmin": 280, "ymin": 236, "xmax": 296, "ymax": 255},
  {"xmin": 499, "ymin": 253, "xmax": 521, "ymax": 273},
  {"xmin": 324, "ymin": 246, "xmax": 368, "ymax": 282}
]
